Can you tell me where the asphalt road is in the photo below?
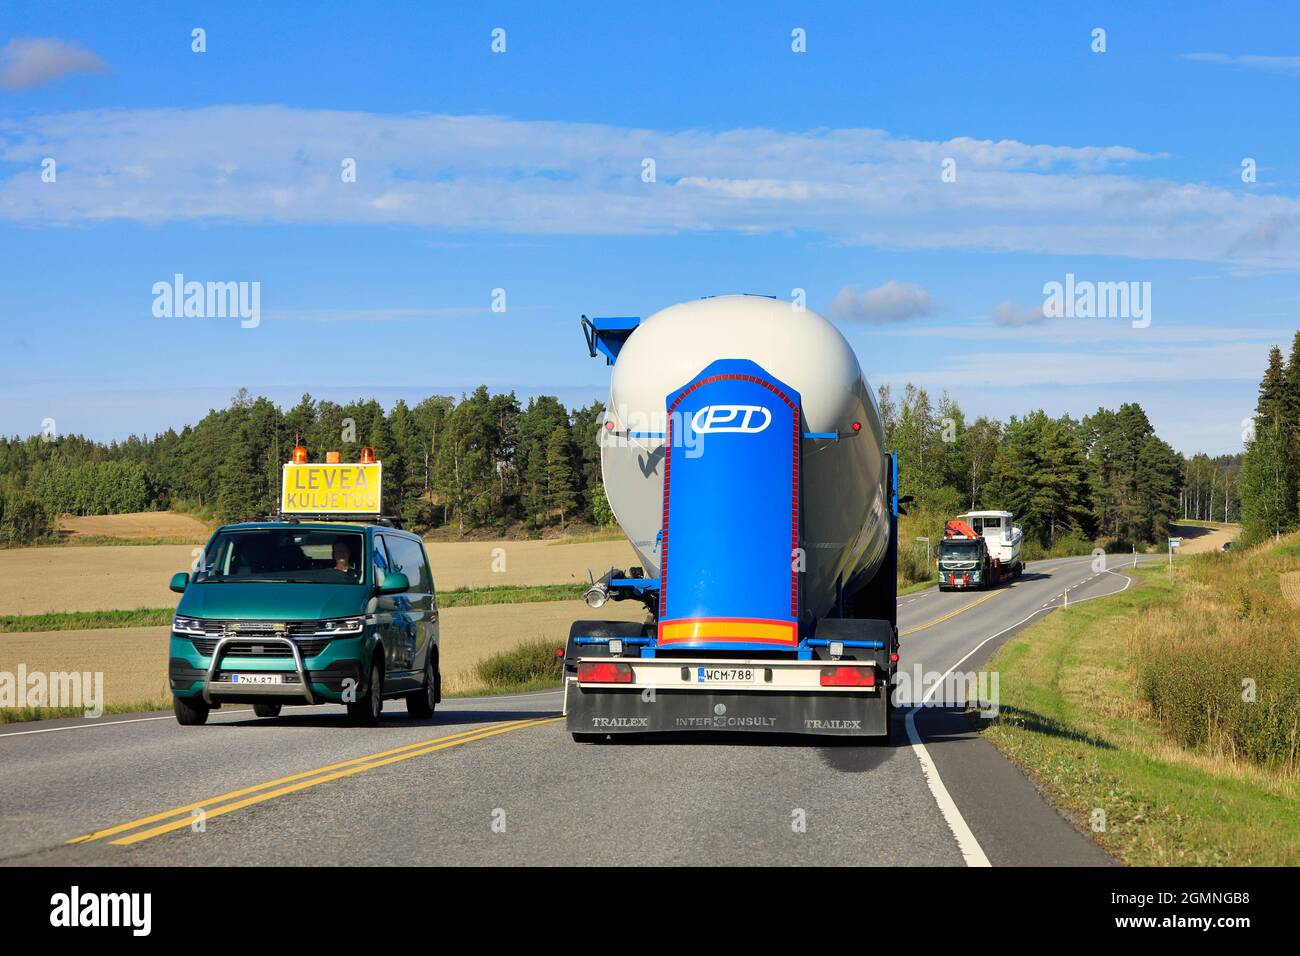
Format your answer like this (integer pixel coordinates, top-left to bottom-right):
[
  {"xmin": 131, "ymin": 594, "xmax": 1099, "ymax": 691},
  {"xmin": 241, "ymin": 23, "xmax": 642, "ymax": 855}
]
[{"xmin": 1, "ymin": 552, "xmax": 1149, "ymax": 867}]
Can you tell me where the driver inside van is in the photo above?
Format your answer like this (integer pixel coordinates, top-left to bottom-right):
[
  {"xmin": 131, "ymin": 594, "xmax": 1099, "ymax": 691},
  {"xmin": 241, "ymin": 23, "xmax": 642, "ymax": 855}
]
[{"xmin": 332, "ymin": 540, "xmax": 356, "ymax": 578}]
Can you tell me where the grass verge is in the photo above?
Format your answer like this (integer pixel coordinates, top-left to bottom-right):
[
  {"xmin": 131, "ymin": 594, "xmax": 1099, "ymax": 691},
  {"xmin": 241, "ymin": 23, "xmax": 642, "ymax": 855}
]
[
  {"xmin": 438, "ymin": 583, "xmax": 582, "ymax": 607},
  {"xmin": 981, "ymin": 551, "xmax": 1300, "ymax": 865},
  {"xmin": 0, "ymin": 699, "xmax": 171, "ymax": 725},
  {"xmin": 47, "ymin": 535, "xmax": 204, "ymax": 547},
  {"xmin": 444, "ymin": 639, "xmax": 563, "ymax": 698},
  {"xmin": 898, "ymin": 579, "xmax": 937, "ymax": 596},
  {"xmin": 0, "ymin": 608, "xmax": 173, "ymax": 633}
]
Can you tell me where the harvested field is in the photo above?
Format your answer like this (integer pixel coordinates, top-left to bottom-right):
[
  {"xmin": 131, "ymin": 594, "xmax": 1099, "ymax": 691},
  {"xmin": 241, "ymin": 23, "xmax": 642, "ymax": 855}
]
[
  {"xmin": 57, "ymin": 511, "xmax": 210, "ymax": 542},
  {"xmin": 0, "ymin": 544, "xmax": 201, "ymax": 616},
  {"xmin": 0, "ymin": 536, "xmax": 641, "ymax": 617},
  {"xmin": 422, "ymin": 538, "xmax": 640, "ymax": 589}
]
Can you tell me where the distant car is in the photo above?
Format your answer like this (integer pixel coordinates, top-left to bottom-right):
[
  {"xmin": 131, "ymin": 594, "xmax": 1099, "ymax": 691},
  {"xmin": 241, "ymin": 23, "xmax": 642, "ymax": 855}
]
[
  {"xmin": 1222, "ymin": 541, "xmax": 1232, "ymax": 552},
  {"xmin": 166, "ymin": 521, "xmax": 440, "ymax": 726}
]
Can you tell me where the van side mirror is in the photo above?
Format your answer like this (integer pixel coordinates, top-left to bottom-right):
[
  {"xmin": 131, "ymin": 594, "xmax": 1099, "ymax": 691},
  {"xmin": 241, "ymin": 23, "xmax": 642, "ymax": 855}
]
[
  {"xmin": 377, "ymin": 571, "xmax": 410, "ymax": 595},
  {"xmin": 169, "ymin": 572, "xmax": 190, "ymax": 593}
]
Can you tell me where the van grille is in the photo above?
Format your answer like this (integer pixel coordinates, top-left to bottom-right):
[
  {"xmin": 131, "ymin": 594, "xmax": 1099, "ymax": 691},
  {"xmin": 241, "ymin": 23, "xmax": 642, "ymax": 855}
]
[{"xmin": 188, "ymin": 621, "xmax": 336, "ymax": 659}]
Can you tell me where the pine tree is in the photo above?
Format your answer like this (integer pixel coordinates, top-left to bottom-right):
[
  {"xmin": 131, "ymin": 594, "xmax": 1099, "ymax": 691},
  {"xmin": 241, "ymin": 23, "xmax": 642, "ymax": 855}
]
[
  {"xmin": 545, "ymin": 425, "xmax": 578, "ymax": 529},
  {"xmin": 1240, "ymin": 417, "xmax": 1296, "ymax": 540},
  {"xmin": 994, "ymin": 411, "xmax": 1092, "ymax": 547},
  {"xmin": 1241, "ymin": 344, "xmax": 1299, "ymax": 539}
]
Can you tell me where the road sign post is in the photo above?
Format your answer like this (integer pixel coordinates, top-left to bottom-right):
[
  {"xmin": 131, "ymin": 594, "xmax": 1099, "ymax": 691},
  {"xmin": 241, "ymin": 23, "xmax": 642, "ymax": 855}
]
[{"xmin": 1168, "ymin": 537, "xmax": 1182, "ymax": 579}]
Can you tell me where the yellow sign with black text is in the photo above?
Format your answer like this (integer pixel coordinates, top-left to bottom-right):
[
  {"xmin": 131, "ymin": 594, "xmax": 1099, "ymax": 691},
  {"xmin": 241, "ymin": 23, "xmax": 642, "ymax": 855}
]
[{"xmin": 281, "ymin": 463, "xmax": 382, "ymax": 515}]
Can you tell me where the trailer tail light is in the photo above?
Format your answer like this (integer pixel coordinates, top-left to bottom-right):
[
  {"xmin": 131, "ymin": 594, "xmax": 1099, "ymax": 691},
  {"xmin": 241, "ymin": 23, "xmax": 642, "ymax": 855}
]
[
  {"xmin": 820, "ymin": 665, "xmax": 875, "ymax": 688},
  {"xmin": 577, "ymin": 661, "xmax": 634, "ymax": 684}
]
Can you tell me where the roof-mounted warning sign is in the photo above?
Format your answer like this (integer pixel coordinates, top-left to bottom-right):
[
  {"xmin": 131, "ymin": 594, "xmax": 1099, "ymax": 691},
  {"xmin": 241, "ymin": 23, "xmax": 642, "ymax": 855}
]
[{"xmin": 280, "ymin": 461, "xmax": 382, "ymax": 515}]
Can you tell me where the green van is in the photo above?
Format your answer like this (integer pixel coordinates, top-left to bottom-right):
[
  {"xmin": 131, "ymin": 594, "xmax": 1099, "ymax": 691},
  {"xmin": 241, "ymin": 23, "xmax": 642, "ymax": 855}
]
[{"xmin": 167, "ymin": 521, "xmax": 440, "ymax": 726}]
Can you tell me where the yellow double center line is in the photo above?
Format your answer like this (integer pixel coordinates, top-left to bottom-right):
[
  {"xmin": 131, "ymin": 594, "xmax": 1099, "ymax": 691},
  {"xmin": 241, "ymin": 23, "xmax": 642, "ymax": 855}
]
[
  {"xmin": 900, "ymin": 587, "xmax": 1006, "ymax": 637},
  {"xmin": 69, "ymin": 715, "xmax": 561, "ymax": 847}
]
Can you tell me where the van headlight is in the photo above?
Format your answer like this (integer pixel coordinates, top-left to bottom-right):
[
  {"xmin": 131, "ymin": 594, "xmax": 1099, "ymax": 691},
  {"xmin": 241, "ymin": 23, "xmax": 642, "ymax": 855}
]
[
  {"xmin": 316, "ymin": 617, "xmax": 364, "ymax": 636},
  {"xmin": 172, "ymin": 615, "xmax": 206, "ymax": 636}
]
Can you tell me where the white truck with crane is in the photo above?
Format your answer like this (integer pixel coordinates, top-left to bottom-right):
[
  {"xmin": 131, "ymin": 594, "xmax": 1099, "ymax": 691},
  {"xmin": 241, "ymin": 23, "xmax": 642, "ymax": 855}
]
[
  {"xmin": 937, "ymin": 511, "xmax": 1023, "ymax": 591},
  {"xmin": 563, "ymin": 295, "xmax": 902, "ymax": 741}
]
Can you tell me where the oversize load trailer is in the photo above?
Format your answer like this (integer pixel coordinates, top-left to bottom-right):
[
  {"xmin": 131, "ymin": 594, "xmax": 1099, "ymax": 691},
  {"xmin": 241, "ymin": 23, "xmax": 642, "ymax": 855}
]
[
  {"xmin": 565, "ymin": 296, "xmax": 899, "ymax": 739},
  {"xmin": 937, "ymin": 513, "xmax": 1023, "ymax": 591}
]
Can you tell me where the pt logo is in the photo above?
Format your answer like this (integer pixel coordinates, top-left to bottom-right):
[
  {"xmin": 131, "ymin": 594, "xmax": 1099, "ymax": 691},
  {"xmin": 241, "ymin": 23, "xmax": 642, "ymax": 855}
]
[{"xmin": 691, "ymin": 405, "xmax": 772, "ymax": 434}]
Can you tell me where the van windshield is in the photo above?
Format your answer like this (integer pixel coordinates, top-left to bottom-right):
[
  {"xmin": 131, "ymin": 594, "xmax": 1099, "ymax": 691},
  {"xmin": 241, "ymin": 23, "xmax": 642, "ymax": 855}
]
[{"xmin": 194, "ymin": 529, "xmax": 366, "ymax": 585}]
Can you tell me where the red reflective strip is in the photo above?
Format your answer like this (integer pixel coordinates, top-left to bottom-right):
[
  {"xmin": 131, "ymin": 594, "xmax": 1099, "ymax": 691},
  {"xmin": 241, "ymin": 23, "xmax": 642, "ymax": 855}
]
[
  {"xmin": 577, "ymin": 661, "xmax": 634, "ymax": 684},
  {"xmin": 820, "ymin": 665, "xmax": 876, "ymax": 688}
]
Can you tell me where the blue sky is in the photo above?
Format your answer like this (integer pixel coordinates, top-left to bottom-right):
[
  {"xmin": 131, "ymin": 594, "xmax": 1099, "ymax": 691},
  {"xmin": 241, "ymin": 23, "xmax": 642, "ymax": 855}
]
[{"xmin": 1, "ymin": 1, "xmax": 1298, "ymax": 454}]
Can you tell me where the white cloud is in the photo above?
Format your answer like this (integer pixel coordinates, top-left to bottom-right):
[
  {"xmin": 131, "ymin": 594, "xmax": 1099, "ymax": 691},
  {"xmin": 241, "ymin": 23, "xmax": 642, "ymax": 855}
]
[
  {"xmin": 1182, "ymin": 52, "xmax": 1300, "ymax": 74},
  {"xmin": 991, "ymin": 299, "xmax": 1047, "ymax": 327},
  {"xmin": 2, "ymin": 106, "xmax": 1299, "ymax": 267},
  {"xmin": 829, "ymin": 281, "xmax": 937, "ymax": 323},
  {"xmin": 0, "ymin": 37, "xmax": 108, "ymax": 90}
]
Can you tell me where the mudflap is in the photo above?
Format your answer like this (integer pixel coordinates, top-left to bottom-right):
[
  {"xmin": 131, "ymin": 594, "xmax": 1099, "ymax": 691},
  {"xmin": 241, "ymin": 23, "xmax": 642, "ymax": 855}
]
[{"xmin": 565, "ymin": 684, "xmax": 889, "ymax": 737}]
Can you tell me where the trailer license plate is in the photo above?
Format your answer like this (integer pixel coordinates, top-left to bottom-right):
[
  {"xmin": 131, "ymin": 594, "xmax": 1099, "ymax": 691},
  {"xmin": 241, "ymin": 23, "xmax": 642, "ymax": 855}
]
[
  {"xmin": 696, "ymin": 667, "xmax": 756, "ymax": 684},
  {"xmin": 230, "ymin": 673, "xmax": 281, "ymax": 685}
]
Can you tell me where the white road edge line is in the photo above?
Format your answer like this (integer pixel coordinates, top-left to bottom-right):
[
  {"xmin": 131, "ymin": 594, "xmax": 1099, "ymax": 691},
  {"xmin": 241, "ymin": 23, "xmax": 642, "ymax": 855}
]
[
  {"xmin": 904, "ymin": 560, "xmax": 1137, "ymax": 868},
  {"xmin": 0, "ymin": 708, "xmax": 252, "ymax": 739}
]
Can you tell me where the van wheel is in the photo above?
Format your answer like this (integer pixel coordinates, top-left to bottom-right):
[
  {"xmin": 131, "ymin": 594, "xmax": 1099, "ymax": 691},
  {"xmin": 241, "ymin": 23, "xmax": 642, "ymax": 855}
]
[
  {"xmin": 406, "ymin": 654, "xmax": 437, "ymax": 719},
  {"xmin": 173, "ymin": 695, "xmax": 209, "ymax": 726},
  {"xmin": 253, "ymin": 703, "xmax": 282, "ymax": 719},
  {"xmin": 348, "ymin": 660, "xmax": 383, "ymax": 726}
]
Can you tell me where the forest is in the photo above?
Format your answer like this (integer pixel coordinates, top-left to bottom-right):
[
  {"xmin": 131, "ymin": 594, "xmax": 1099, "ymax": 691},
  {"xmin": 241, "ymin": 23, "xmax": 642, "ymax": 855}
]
[{"xmin": 1, "ymin": 365, "xmax": 1260, "ymax": 556}]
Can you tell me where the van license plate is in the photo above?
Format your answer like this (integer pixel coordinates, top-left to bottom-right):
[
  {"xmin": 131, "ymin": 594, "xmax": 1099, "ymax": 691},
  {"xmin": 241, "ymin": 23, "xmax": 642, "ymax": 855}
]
[
  {"xmin": 230, "ymin": 674, "xmax": 281, "ymax": 685},
  {"xmin": 696, "ymin": 667, "xmax": 756, "ymax": 684}
]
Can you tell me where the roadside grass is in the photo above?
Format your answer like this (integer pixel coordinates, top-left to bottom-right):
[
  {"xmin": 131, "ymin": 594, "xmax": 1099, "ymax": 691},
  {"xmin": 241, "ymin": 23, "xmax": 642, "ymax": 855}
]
[
  {"xmin": 898, "ymin": 579, "xmax": 936, "ymax": 596},
  {"xmin": 443, "ymin": 638, "xmax": 563, "ymax": 698},
  {"xmin": 1169, "ymin": 519, "xmax": 1238, "ymax": 530},
  {"xmin": 544, "ymin": 528, "xmax": 625, "ymax": 545},
  {"xmin": 438, "ymin": 583, "xmax": 582, "ymax": 607},
  {"xmin": 0, "ymin": 608, "xmax": 172, "ymax": 633},
  {"xmin": 1133, "ymin": 535, "xmax": 1300, "ymax": 772},
  {"xmin": 11, "ymin": 535, "xmax": 203, "ymax": 549},
  {"xmin": 981, "ymin": 545, "xmax": 1300, "ymax": 865},
  {"xmin": 0, "ymin": 699, "xmax": 170, "ymax": 724}
]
